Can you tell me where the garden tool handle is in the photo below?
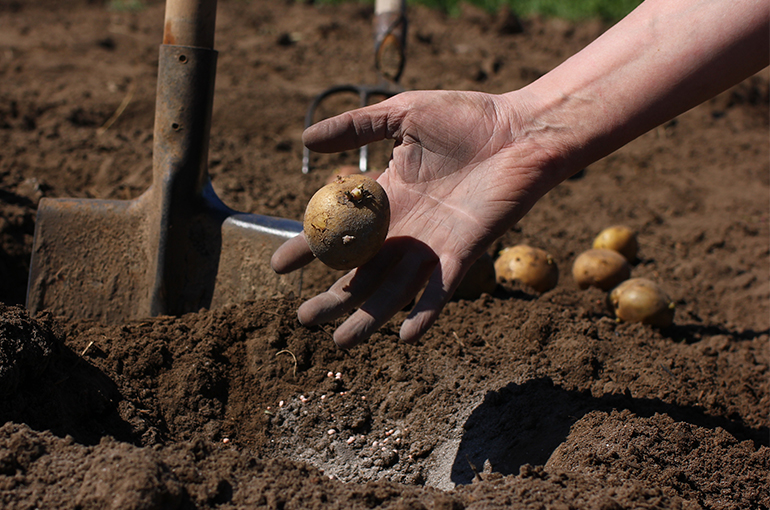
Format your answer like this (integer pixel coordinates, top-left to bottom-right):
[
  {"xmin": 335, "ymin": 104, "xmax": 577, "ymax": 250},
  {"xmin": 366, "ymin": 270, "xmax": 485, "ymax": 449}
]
[
  {"xmin": 374, "ymin": 0, "xmax": 407, "ymax": 83},
  {"xmin": 163, "ymin": 0, "xmax": 218, "ymax": 49},
  {"xmin": 375, "ymin": 0, "xmax": 403, "ymax": 13}
]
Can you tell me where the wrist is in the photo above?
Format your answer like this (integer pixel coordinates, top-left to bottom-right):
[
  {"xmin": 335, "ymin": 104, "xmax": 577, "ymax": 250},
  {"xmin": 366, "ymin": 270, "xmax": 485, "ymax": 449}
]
[
  {"xmin": 501, "ymin": 0, "xmax": 769, "ymax": 187},
  {"xmin": 498, "ymin": 88, "xmax": 588, "ymax": 187}
]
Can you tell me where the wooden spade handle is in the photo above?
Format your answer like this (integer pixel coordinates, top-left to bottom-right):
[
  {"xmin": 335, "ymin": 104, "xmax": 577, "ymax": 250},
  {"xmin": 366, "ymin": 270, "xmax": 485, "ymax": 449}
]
[
  {"xmin": 163, "ymin": 0, "xmax": 218, "ymax": 49},
  {"xmin": 375, "ymin": 0, "xmax": 404, "ymax": 15}
]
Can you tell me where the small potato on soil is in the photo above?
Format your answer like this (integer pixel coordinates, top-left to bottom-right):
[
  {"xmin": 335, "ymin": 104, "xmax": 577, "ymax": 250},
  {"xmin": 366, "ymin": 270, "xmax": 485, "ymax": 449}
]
[
  {"xmin": 494, "ymin": 244, "xmax": 559, "ymax": 293},
  {"xmin": 609, "ymin": 278, "xmax": 675, "ymax": 327},
  {"xmin": 593, "ymin": 225, "xmax": 639, "ymax": 262},
  {"xmin": 453, "ymin": 253, "xmax": 497, "ymax": 300},
  {"xmin": 572, "ymin": 248, "xmax": 631, "ymax": 291},
  {"xmin": 303, "ymin": 174, "xmax": 390, "ymax": 270}
]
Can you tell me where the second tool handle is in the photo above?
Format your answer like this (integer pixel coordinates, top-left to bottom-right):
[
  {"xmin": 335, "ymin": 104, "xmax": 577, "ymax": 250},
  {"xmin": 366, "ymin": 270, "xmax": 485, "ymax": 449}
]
[{"xmin": 374, "ymin": 0, "xmax": 407, "ymax": 82}]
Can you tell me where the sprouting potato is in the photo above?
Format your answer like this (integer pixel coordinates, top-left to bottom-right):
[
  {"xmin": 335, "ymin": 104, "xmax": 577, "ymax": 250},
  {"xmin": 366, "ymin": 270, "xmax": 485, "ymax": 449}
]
[
  {"xmin": 609, "ymin": 278, "xmax": 675, "ymax": 327},
  {"xmin": 592, "ymin": 225, "xmax": 639, "ymax": 262},
  {"xmin": 494, "ymin": 244, "xmax": 559, "ymax": 293},
  {"xmin": 303, "ymin": 174, "xmax": 390, "ymax": 270},
  {"xmin": 453, "ymin": 252, "xmax": 498, "ymax": 300},
  {"xmin": 572, "ymin": 248, "xmax": 631, "ymax": 291}
]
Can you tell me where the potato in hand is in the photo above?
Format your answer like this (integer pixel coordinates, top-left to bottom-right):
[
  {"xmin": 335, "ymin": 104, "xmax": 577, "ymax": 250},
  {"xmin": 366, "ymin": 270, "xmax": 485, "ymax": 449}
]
[{"xmin": 303, "ymin": 174, "xmax": 390, "ymax": 270}]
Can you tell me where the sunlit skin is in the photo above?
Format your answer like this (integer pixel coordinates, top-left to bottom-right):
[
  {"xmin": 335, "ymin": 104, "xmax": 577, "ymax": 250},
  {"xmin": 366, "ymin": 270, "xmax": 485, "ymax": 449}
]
[{"xmin": 273, "ymin": 0, "xmax": 769, "ymax": 349}]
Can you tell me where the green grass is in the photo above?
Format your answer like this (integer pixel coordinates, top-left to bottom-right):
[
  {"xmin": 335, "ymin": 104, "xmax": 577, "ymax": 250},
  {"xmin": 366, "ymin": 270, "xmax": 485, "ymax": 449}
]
[{"xmin": 320, "ymin": 0, "xmax": 643, "ymax": 21}]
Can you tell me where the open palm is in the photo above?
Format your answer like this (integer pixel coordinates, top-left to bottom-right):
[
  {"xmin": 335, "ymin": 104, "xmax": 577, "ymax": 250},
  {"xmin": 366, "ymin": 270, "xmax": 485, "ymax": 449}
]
[{"xmin": 273, "ymin": 89, "xmax": 563, "ymax": 348}]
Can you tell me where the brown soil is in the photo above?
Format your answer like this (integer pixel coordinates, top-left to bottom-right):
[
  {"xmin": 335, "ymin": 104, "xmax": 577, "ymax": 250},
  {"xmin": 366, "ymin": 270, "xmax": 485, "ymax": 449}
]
[{"xmin": 1, "ymin": 1, "xmax": 768, "ymax": 509}]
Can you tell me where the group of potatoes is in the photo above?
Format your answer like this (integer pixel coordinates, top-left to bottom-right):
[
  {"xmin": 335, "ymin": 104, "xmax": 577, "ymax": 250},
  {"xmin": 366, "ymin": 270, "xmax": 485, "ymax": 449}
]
[
  {"xmin": 459, "ymin": 225, "xmax": 675, "ymax": 328},
  {"xmin": 302, "ymin": 174, "xmax": 674, "ymax": 328}
]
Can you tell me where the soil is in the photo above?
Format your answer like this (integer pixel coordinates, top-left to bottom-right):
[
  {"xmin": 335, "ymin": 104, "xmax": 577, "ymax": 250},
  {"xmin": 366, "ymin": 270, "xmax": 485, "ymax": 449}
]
[{"xmin": 0, "ymin": 1, "xmax": 768, "ymax": 509}]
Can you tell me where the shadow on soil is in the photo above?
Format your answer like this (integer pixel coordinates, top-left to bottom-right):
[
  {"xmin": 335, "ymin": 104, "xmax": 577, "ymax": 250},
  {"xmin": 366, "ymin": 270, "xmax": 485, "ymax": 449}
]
[
  {"xmin": 665, "ymin": 323, "xmax": 769, "ymax": 345},
  {"xmin": 450, "ymin": 377, "xmax": 769, "ymax": 486},
  {"xmin": 0, "ymin": 342, "xmax": 138, "ymax": 446}
]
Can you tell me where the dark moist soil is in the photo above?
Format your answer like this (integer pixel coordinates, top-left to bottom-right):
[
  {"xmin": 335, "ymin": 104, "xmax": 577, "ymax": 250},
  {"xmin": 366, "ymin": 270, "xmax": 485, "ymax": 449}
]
[{"xmin": 1, "ymin": 1, "xmax": 768, "ymax": 509}]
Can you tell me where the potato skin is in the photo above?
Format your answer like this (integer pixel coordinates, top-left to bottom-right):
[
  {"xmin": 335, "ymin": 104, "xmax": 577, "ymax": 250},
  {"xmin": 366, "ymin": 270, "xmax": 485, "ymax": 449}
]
[
  {"xmin": 494, "ymin": 245, "xmax": 559, "ymax": 293},
  {"xmin": 593, "ymin": 225, "xmax": 639, "ymax": 262},
  {"xmin": 453, "ymin": 252, "xmax": 497, "ymax": 300},
  {"xmin": 572, "ymin": 248, "xmax": 631, "ymax": 291},
  {"xmin": 303, "ymin": 174, "xmax": 390, "ymax": 270},
  {"xmin": 609, "ymin": 278, "xmax": 675, "ymax": 327},
  {"xmin": 325, "ymin": 165, "xmax": 383, "ymax": 185}
]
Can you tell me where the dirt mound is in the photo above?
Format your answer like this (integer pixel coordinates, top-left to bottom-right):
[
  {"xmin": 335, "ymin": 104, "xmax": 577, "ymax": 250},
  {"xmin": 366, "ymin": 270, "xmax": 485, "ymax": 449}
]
[{"xmin": 0, "ymin": 1, "xmax": 768, "ymax": 508}]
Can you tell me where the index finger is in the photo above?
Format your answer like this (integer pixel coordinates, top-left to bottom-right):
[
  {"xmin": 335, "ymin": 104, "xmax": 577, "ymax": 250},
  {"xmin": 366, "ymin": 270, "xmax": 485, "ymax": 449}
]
[{"xmin": 271, "ymin": 233, "xmax": 315, "ymax": 274}]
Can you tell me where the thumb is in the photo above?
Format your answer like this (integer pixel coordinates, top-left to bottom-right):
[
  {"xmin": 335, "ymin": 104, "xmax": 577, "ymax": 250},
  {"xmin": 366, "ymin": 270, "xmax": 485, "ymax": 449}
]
[{"xmin": 302, "ymin": 98, "xmax": 401, "ymax": 153}]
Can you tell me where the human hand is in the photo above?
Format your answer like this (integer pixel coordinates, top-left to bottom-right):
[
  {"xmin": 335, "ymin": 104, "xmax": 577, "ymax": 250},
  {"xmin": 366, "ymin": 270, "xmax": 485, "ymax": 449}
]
[
  {"xmin": 273, "ymin": 0, "xmax": 770, "ymax": 349},
  {"xmin": 272, "ymin": 89, "xmax": 568, "ymax": 348}
]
